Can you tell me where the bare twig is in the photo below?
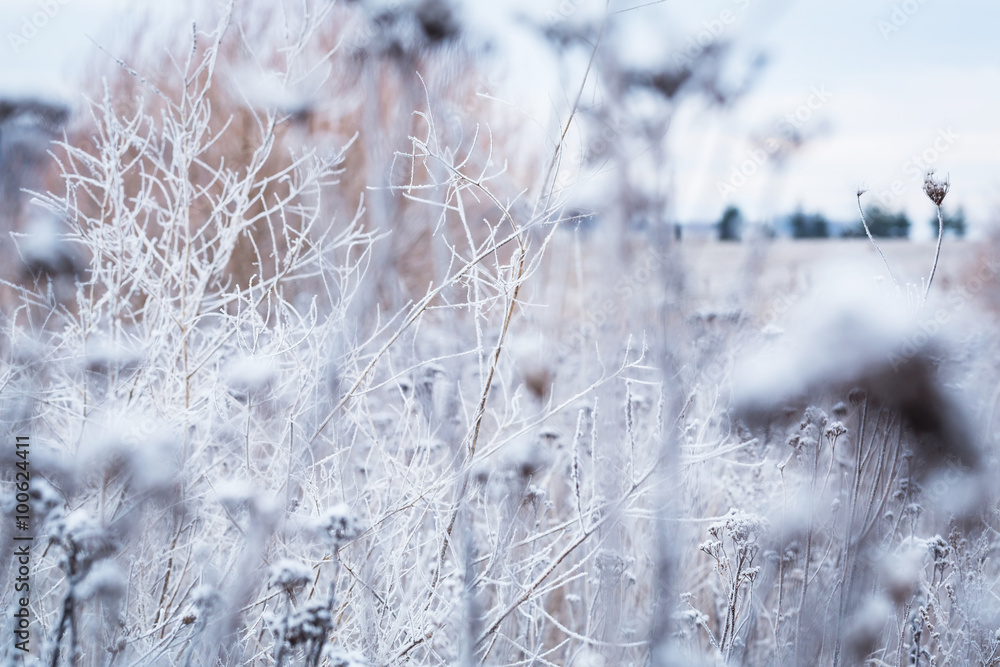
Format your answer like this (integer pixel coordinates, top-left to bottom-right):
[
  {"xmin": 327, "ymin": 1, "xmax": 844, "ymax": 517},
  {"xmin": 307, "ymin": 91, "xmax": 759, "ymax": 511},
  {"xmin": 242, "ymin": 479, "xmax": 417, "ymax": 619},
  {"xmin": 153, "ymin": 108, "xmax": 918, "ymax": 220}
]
[{"xmin": 856, "ymin": 189, "xmax": 898, "ymax": 289}]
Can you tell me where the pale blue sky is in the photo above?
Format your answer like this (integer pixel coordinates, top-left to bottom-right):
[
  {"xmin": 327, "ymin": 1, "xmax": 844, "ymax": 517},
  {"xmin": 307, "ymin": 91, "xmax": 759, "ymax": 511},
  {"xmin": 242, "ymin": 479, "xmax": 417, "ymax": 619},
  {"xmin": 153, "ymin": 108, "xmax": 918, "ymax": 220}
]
[
  {"xmin": 2, "ymin": 0, "xmax": 997, "ymax": 235},
  {"xmin": 484, "ymin": 0, "xmax": 1000, "ymax": 234},
  {"xmin": 663, "ymin": 0, "xmax": 1000, "ymax": 234}
]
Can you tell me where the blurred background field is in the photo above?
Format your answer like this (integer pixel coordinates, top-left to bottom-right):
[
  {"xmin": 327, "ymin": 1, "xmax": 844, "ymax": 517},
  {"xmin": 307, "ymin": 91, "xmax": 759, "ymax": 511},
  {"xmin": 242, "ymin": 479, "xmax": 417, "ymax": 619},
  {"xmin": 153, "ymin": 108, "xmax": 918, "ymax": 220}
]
[{"xmin": 682, "ymin": 238, "xmax": 986, "ymax": 304}]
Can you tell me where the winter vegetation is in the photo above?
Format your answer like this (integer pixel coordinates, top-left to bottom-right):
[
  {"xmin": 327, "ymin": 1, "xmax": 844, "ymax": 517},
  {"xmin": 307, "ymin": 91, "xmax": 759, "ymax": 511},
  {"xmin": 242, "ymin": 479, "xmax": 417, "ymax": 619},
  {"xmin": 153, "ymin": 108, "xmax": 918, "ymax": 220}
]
[{"xmin": 1, "ymin": 2, "xmax": 999, "ymax": 666}]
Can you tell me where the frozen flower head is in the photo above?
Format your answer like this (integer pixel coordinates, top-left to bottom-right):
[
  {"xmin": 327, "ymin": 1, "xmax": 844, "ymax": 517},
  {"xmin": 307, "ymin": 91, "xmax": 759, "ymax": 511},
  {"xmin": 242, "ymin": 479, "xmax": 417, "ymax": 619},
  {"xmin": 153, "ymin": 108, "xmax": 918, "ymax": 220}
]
[
  {"xmin": 76, "ymin": 560, "xmax": 126, "ymax": 602},
  {"xmin": 27, "ymin": 477, "xmax": 64, "ymax": 524},
  {"xmin": 84, "ymin": 336, "xmax": 143, "ymax": 375},
  {"xmin": 732, "ymin": 266, "xmax": 980, "ymax": 477},
  {"xmin": 502, "ymin": 437, "xmax": 552, "ymax": 481},
  {"xmin": 216, "ymin": 480, "xmax": 255, "ymax": 508},
  {"xmin": 18, "ymin": 212, "xmax": 84, "ymax": 280},
  {"xmin": 843, "ymin": 597, "xmax": 892, "ymax": 662},
  {"xmin": 313, "ymin": 503, "xmax": 364, "ymax": 547},
  {"xmin": 879, "ymin": 539, "xmax": 927, "ymax": 605},
  {"xmin": 923, "ymin": 171, "xmax": 949, "ymax": 206},
  {"xmin": 224, "ymin": 355, "xmax": 277, "ymax": 401},
  {"xmin": 733, "ymin": 268, "xmax": 912, "ymax": 414},
  {"xmin": 573, "ymin": 648, "xmax": 608, "ymax": 667},
  {"xmin": 284, "ymin": 599, "xmax": 333, "ymax": 648},
  {"xmin": 509, "ymin": 331, "xmax": 555, "ymax": 401},
  {"xmin": 79, "ymin": 416, "xmax": 179, "ymax": 498},
  {"xmin": 415, "ymin": 0, "xmax": 460, "ymax": 44},
  {"xmin": 848, "ymin": 387, "xmax": 866, "ymax": 407},
  {"xmin": 709, "ymin": 508, "xmax": 766, "ymax": 550},
  {"xmin": 49, "ymin": 509, "xmax": 119, "ymax": 574},
  {"xmin": 324, "ymin": 645, "xmax": 369, "ymax": 667},
  {"xmin": 215, "ymin": 481, "xmax": 279, "ymax": 522},
  {"xmin": 825, "ymin": 421, "xmax": 848, "ymax": 440},
  {"xmin": 270, "ymin": 558, "xmax": 312, "ymax": 594},
  {"xmin": 182, "ymin": 584, "xmax": 221, "ymax": 627}
]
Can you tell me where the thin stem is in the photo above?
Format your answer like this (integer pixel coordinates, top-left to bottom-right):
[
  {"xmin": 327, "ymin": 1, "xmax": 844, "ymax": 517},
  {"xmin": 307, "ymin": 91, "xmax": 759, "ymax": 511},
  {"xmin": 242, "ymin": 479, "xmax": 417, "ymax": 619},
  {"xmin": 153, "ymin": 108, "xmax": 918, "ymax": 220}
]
[
  {"xmin": 924, "ymin": 204, "xmax": 944, "ymax": 303},
  {"xmin": 856, "ymin": 193, "xmax": 898, "ymax": 289},
  {"xmin": 533, "ymin": 2, "xmax": 610, "ymax": 219},
  {"xmin": 795, "ymin": 438, "xmax": 822, "ymax": 666}
]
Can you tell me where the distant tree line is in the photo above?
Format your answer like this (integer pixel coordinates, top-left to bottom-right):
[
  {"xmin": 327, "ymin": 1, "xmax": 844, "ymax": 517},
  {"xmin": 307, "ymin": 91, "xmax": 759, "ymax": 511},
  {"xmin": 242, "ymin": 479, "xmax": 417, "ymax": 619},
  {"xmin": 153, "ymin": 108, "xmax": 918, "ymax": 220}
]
[
  {"xmin": 713, "ymin": 205, "xmax": 966, "ymax": 241},
  {"xmin": 790, "ymin": 211, "xmax": 828, "ymax": 239},
  {"xmin": 717, "ymin": 206, "xmax": 742, "ymax": 241}
]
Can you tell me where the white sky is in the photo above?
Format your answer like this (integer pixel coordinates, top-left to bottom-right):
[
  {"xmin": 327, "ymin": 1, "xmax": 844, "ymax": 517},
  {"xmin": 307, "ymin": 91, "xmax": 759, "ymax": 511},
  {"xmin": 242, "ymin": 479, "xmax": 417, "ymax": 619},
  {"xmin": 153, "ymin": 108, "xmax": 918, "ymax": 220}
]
[
  {"xmin": 2, "ymin": 0, "xmax": 997, "ymax": 236},
  {"xmin": 663, "ymin": 0, "xmax": 1000, "ymax": 236},
  {"xmin": 476, "ymin": 0, "xmax": 1000, "ymax": 235}
]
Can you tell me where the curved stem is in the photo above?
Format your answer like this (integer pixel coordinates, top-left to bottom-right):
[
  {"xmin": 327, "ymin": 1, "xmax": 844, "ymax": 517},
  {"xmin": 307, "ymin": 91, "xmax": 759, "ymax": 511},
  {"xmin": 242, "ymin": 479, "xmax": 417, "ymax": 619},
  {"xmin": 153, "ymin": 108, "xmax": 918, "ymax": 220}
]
[
  {"xmin": 923, "ymin": 205, "xmax": 944, "ymax": 303},
  {"xmin": 856, "ymin": 194, "xmax": 898, "ymax": 289}
]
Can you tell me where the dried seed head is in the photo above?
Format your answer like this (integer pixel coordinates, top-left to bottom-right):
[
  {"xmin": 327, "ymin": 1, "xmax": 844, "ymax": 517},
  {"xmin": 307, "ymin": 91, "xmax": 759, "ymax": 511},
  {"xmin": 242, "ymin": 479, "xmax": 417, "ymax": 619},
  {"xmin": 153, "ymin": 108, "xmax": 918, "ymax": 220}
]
[
  {"xmin": 313, "ymin": 503, "xmax": 364, "ymax": 547},
  {"xmin": 416, "ymin": 0, "xmax": 459, "ymax": 44},
  {"xmin": 284, "ymin": 599, "xmax": 333, "ymax": 647},
  {"xmin": 848, "ymin": 387, "xmax": 867, "ymax": 406},
  {"xmin": 825, "ymin": 421, "xmax": 848, "ymax": 440},
  {"xmin": 804, "ymin": 406, "xmax": 829, "ymax": 427},
  {"xmin": 923, "ymin": 171, "xmax": 950, "ymax": 206},
  {"xmin": 270, "ymin": 559, "xmax": 312, "ymax": 594}
]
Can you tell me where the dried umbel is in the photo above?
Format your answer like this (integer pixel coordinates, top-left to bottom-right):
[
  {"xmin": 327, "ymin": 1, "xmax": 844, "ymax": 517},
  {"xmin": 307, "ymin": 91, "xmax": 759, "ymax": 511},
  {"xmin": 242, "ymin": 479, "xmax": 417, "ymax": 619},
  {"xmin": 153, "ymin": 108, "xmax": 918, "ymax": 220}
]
[
  {"xmin": 270, "ymin": 559, "xmax": 313, "ymax": 595},
  {"xmin": 313, "ymin": 503, "xmax": 365, "ymax": 548},
  {"xmin": 415, "ymin": 0, "xmax": 460, "ymax": 44},
  {"xmin": 181, "ymin": 585, "xmax": 221, "ymax": 627},
  {"xmin": 49, "ymin": 510, "xmax": 120, "ymax": 575},
  {"xmin": 283, "ymin": 599, "xmax": 334, "ymax": 648},
  {"xmin": 923, "ymin": 171, "xmax": 950, "ymax": 206}
]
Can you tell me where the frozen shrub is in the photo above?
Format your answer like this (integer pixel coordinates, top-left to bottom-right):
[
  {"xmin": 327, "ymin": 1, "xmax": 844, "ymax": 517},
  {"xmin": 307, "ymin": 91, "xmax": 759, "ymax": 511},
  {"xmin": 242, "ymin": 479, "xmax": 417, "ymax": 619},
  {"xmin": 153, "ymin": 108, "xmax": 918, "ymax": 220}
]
[
  {"xmin": 695, "ymin": 509, "xmax": 765, "ymax": 661},
  {"xmin": 0, "ymin": 1, "xmax": 996, "ymax": 665},
  {"xmin": 313, "ymin": 503, "xmax": 364, "ymax": 548}
]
